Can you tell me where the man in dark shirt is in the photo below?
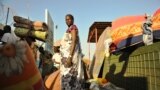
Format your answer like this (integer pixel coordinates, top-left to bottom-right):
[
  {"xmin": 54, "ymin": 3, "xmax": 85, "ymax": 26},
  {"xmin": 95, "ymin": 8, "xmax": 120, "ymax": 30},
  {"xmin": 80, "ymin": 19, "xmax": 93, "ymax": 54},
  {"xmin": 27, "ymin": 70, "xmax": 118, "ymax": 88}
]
[{"xmin": 38, "ymin": 46, "xmax": 54, "ymax": 80}]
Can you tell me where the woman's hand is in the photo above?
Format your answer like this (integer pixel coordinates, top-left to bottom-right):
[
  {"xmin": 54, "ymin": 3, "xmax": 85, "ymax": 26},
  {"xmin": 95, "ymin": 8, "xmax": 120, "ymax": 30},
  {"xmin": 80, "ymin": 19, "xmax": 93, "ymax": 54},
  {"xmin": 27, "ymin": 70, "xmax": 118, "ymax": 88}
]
[{"xmin": 64, "ymin": 57, "xmax": 72, "ymax": 68}]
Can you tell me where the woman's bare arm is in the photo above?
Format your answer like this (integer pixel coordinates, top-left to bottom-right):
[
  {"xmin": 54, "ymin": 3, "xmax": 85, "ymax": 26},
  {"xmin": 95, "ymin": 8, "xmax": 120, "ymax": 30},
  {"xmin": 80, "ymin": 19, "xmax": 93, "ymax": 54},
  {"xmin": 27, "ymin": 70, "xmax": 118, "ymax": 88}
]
[
  {"xmin": 70, "ymin": 29, "xmax": 77, "ymax": 57},
  {"xmin": 65, "ymin": 29, "xmax": 77, "ymax": 67}
]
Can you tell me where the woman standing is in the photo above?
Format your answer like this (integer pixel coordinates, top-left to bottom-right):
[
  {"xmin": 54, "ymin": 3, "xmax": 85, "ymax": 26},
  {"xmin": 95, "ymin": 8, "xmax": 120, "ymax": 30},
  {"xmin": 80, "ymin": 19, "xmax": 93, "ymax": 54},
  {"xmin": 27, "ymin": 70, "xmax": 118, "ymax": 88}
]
[{"xmin": 60, "ymin": 14, "xmax": 85, "ymax": 90}]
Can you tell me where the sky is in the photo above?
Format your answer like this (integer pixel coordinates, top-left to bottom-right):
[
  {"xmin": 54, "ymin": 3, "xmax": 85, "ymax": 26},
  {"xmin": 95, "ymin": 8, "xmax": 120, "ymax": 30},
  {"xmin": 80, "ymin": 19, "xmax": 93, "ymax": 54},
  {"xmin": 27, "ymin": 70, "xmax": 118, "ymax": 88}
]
[{"xmin": 0, "ymin": 0, "xmax": 160, "ymax": 59}]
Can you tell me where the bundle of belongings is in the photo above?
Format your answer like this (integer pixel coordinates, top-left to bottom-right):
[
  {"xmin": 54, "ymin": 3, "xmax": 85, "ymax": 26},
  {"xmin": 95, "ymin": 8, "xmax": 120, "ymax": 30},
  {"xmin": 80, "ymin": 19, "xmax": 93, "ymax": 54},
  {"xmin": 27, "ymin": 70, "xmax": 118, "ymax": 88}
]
[
  {"xmin": 0, "ymin": 16, "xmax": 49, "ymax": 90},
  {"xmin": 13, "ymin": 16, "xmax": 48, "ymax": 42},
  {"xmin": 88, "ymin": 78, "xmax": 125, "ymax": 90},
  {"xmin": 0, "ymin": 41, "xmax": 46, "ymax": 90}
]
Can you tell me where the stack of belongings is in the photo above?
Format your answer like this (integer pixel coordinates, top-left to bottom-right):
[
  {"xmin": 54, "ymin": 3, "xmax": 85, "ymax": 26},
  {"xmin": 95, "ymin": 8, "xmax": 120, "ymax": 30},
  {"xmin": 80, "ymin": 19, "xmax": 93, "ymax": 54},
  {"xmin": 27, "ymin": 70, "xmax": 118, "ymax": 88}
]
[
  {"xmin": 88, "ymin": 78, "xmax": 125, "ymax": 90},
  {"xmin": 13, "ymin": 16, "xmax": 48, "ymax": 42},
  {"xmin": 0, "ymin": 16, "xmax": 48, "ymax": 90}
]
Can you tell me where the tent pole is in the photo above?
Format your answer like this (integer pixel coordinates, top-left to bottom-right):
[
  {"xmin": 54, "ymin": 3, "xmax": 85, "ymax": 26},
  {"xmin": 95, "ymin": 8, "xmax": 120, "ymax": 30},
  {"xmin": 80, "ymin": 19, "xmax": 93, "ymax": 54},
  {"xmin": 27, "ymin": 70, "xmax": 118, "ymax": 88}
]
[{"xmin": 5, "ymin": 7, "xmax": 9, "ymax": 25}]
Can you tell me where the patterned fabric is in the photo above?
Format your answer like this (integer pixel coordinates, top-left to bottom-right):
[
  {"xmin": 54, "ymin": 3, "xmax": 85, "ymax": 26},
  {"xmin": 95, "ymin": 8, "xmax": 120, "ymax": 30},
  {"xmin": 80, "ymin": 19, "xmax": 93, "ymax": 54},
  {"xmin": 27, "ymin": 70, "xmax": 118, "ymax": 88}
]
[
  {"xmin": 62, "ymin": 73, "xmax": 85, "ymax": 90},
  {"xmin": 143, "ymin": 34, "xmax": 153, "ymax": 45},
  {"xmin": 60, "ymin": 25, "xmax": 85, "ymax": 90},
  {"xmin": 52, "ymin": 53, "xmax": 61, "ymax": 68},
  {"xmin": 142, "ymin": 15, "xmax": 152, "ymax": 35},
  {"xmin": 142, "ymin": 15, "xmax": 153, "ymax": 45}
]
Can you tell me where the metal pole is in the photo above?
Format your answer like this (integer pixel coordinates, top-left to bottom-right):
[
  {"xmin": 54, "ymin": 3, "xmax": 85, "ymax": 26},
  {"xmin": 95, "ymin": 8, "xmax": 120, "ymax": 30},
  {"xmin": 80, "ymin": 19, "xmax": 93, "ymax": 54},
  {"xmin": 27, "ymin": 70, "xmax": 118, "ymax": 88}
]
[
  {"xmin": 95, "ymin": 28, "xmax": 97, "ymax": 66},
  {"xmin": 95, "ymin": 28, "xmax": 98, "ymax": 46},
  {"xmin": 89, "ymin": 43, "xmax": 90, "ymax": 61},
  {"xmin": 5, "ymin": 7, "xmax": 9, "ymax": 25}
]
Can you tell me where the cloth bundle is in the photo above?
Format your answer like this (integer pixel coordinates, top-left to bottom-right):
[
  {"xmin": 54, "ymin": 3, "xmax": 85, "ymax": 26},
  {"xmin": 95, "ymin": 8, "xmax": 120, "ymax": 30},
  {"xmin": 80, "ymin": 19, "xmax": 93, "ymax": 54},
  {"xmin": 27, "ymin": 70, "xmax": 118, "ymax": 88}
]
[
  {"xmin": 13, "ymin": 16, "xmax": 48, "ymax": 31},
  {"xmin": 13, "ymin": 16, "xmax": 48, "ymax": 42},
  {"xmin": 45, "ymin": 70, "xmax": 61, "ymax": 90},
  {"xmin": 0, "ymin": 41, "xmax": 45, "ymax": 90}
]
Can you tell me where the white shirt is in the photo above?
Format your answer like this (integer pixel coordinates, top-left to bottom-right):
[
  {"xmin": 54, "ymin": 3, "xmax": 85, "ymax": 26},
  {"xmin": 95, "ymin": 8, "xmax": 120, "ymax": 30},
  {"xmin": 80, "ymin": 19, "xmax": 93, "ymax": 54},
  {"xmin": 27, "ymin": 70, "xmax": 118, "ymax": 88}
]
[
  {"xmin": 52, "ymin": 53, "xmax": 61, "ymax": 68},
  {"xmin": 1, "ymin": 33, "xmax": 17, "ymax": 43}
]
